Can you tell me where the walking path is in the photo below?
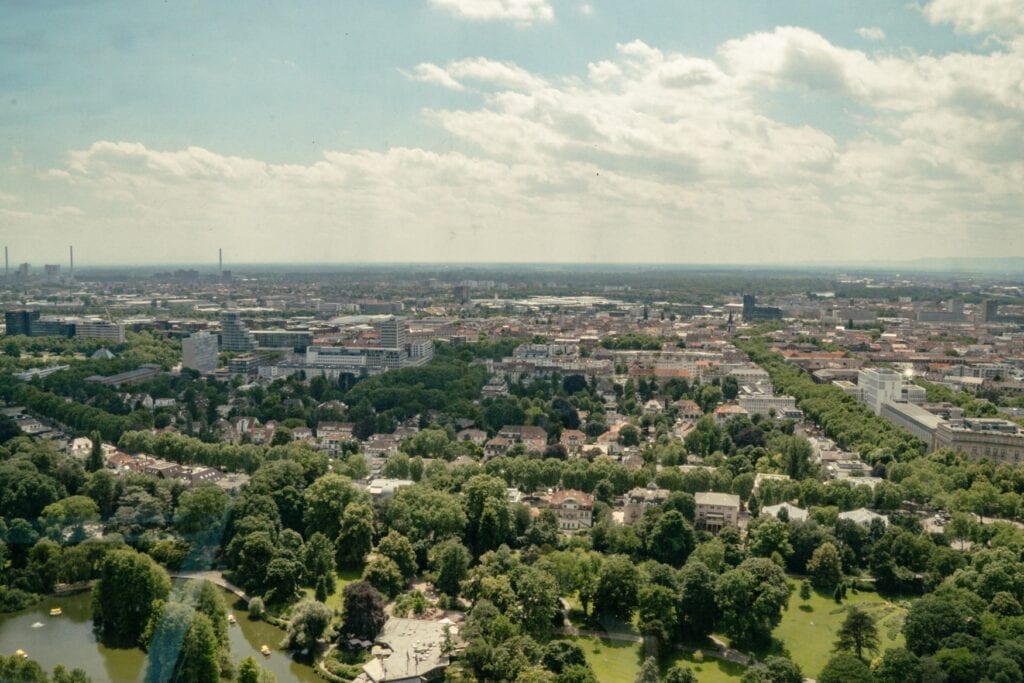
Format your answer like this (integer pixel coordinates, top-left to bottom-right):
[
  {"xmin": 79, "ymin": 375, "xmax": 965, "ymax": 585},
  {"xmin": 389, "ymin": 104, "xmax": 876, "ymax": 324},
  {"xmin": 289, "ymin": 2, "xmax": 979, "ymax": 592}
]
[{"xmin": 169, "ymin": 570, "xmax": 250, "ymax": 603}]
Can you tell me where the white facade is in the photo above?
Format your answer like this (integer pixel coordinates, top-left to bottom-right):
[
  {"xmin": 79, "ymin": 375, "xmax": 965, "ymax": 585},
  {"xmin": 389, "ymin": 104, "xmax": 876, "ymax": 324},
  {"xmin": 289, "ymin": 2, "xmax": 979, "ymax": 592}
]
[
  {"xmin": 75, "ymin": 320, "xmax": 126, "ymax": 342},
  {"xmin": 182, "ymin": 331, "xmax": 218, "ymax": 373},
  {"xmin": 858, "ymin": 368, "xmax": 903, "ymax": 415}
]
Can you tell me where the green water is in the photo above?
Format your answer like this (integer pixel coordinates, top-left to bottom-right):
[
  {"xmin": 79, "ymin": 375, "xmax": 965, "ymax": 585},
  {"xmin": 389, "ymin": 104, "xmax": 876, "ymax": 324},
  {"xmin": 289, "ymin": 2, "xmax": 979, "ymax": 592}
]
[{"xmin": 0, "ymin": 589, "xmax": 320, "ymax": 682}]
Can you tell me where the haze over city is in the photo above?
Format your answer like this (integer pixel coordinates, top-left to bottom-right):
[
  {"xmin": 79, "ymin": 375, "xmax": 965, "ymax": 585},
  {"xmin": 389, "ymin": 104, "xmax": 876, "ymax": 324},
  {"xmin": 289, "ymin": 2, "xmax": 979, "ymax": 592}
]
[{"xmin": 2, "ymin": 0, "xmax": 1022, "ymax": 265}]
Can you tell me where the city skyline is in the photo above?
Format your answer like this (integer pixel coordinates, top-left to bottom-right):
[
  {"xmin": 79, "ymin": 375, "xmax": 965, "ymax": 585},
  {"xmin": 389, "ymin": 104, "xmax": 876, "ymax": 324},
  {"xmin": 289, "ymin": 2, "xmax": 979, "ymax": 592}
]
[{"xmin": 2, "ymin": 0, "xmax": 1022, "ymax": 264}]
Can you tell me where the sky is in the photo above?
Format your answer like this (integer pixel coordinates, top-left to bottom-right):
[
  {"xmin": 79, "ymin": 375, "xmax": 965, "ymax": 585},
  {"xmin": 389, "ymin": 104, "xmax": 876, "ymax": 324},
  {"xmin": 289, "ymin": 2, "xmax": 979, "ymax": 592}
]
[{"xmin": 1, "ymin": 0, "xmax": 1022, "ymax": 266}]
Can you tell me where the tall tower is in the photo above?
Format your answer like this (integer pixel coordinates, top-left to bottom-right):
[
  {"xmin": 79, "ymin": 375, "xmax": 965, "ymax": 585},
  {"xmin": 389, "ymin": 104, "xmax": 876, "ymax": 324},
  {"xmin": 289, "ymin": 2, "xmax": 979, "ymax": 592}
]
[
  {"xmin": 219, "ymin": 248, "xmax": 223, "ymax": 276},
  {"xmin": 4, "ymin": 246, "xmax": 8, "ymax": 280},
  {"xmin": 69, "ymin": 245, "xmax": 74, "ymax": 279}
]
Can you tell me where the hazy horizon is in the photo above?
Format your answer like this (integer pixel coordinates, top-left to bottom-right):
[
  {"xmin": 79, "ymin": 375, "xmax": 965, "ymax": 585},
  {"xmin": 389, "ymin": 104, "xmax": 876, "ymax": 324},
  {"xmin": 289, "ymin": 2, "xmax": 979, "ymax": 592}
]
[{"xmin": 2, "ymin": 0, "xmax": 1022, "ymax": 264}]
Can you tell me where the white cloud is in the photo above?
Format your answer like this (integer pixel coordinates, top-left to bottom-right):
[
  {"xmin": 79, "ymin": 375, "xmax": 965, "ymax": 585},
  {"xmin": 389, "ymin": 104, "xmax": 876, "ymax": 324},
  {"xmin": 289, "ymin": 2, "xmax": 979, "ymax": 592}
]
[
  {"xmin": 447, "ymin": 57, "xmax": 548, "ymax": 90},
  {"xmin": 406, "ymin": 63, "xmax": 465, "ymax": 91},
  {"xmin": 22, "ymin": 25, "xmax": 1024, "ymax": 264},
  {"xmin": 923, "ymin": 0, "xmax": 1024, "ymax": 36},
  {"xmin": 429, "ymin": 0, "xmax": 554, "ymax": 25},
  {"xmin": 856, "ymin": 26, "xmax": 886, "ymax": 41},
  {"xmin": 579, "ymin": 3, "xmax": 594, "ymax": 16}
]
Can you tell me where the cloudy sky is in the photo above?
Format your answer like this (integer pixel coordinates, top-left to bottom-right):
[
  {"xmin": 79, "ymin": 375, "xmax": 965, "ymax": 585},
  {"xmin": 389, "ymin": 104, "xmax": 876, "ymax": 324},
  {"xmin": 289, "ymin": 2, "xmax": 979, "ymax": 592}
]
[{"xmin": 1, "ymin": 0, "xmax": 1022, "ymax": 266}]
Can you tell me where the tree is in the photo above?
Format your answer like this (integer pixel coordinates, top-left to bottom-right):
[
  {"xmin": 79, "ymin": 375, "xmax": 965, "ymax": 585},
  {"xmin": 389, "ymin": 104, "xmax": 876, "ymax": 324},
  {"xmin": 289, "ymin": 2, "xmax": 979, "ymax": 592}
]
[
  {"xmin": 542, "ymin": 641, "xmax": 587, "ymax": 674},
  {"xmin": 271, "ymin": 427, "xmax": 293, "ymax": 446},
  {"xmin": 595, "ymin": 554, "xmax": 640, "ymax": 622},
  {"xmin": 430, "ymin": 539, "xmax": 472, "ymax": 598},
  {"xmin": 336, "ymin": 502, "xmax": 374, "ymax": 568},
  {"xmin": 174, "ymin": 613, "xmax": 220, "ymax": 683},
  {"xmin": 237, "ymin": 656, "xmax": 278, "ymax": 683},
  {"xmin": 86, "ymin": 431, "xmax": 105, "ymax": 472},
  {"xmin": 302, "ymin": 474, "xmax": 363, "ymax": 539},
  {"xmin": 818, "ymin": 653, "xmax": 872, "ymax": 683},
  {"xmin": 93, "ymin": 549, "xmax": 171, "ymax": 646},
  {"xmin": 282, "ymin": 599, "xmax": 332, "ymax": 651},
  {"xmin": 835, "ymin": 606, "xmax": 879, "ymax": 661},
  {"xmin": 874, "ymin": 648, "xmax": 921, "ymax": 683},
  {"xmin": 903, "ymin": 591, "xmax": 983, "ymax": 655},
  {"xmin": 174, "ymin": 485, "xmax": 229, "ymax": 536},
  {"xmin": 635, "ymin": 657, "xmax": 659, "ymax": 683},
  {"xmin": 463, "ymin": 474, "xmax": 513, "ymax": 556},
  {"xmin": 646, "ymin": 510, "xmax": 695, "ymax": 566},
  {"xmin": 664, "ymin": 665, "xmax": 697, "ymax": 683},
  {"xmin": 746, "ymin": 516, "xmax": 792, "ymax": 559},
  {"xmin": 193, "ymin": 580, "xmax": 229, "ymax": 647},
  {"xmin": 677, "ymin": 560, "xmax": 717, "ymax": 639},
  {"xmin": 638, "ymin": 583, "xmax": 677, "ymax": 642},
  {"xmin": 618, "ymin": 425, "xmax": 640, "ymax": 447},
  {"xmin": 342, "ymin": 581, "xmax": 387, "ymax": 640},
  {"xmin": 303, "ymin": 532, "xmax": 337, "ymax": 592},
  {"xmin": 378, "ymin": 530, "xmax": 418, "ymax": 578},
  {"xmin": 740, "ymin": 657, "xmax": 802, "ymax": 683},
  {"xmin": 806, "ymin": 542, "xmax": 843, "ymax": 591},
  {"xmin": 715, "ymin": 558, "xmax": 791, "ymax": 646},
  {"xmin": 513, "ymin": 566, "xmax": 560, "ymax": 637},
  {"xmin": 363, "ymin": 556, "xmax": 405, "ymax": 598}
]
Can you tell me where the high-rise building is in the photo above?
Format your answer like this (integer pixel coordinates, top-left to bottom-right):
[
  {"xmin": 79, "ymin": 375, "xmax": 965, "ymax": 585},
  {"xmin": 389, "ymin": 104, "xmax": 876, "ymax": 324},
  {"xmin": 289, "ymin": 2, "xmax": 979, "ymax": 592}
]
[
  {"xmin": 983, "ymin": 300, "xmax": 1000, "ymax": 323},
  {"xmin": 858, "ymin": 367, "xmax": 904, "ymax": 415},
  {"xmin": 5, "ymin": 310, "xmax": 40, "ymax": 336},
  {"xmin": 378, "ymin": 317, "xmax": 407, "ymax": 350},
  {"xmin": 742, "ymin": 294, "xmax": 755, "ymax": 322},
  {"xmin": 182, "ymin": 331, "xmax": 219, "ymax": 373},
  {"xmin": 220, "ymin": 311, "xmax": 257, "ymax": 351}
]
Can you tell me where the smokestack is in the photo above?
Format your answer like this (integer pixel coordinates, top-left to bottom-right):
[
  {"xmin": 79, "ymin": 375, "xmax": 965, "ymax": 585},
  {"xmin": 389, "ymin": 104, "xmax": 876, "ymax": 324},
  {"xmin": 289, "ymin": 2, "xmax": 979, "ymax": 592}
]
[
  {"xmin": 4, "ymin": 246, "xmax": 7, "ymax": 279},
  {"xmin": 69, "ymin": 245, "xmax": 74, "ymax": 278},
  {"xmin": 219, "ymin": 248, "xmax": 223, "ymax": 276}
]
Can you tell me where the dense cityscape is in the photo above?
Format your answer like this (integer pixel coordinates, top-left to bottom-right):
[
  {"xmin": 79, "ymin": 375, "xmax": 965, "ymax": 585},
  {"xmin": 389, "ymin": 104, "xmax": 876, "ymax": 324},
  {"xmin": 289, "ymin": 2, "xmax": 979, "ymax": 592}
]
[
  {"xmin": 4, "ymin": 0, "xmax": 1023, "ymax": 681},
  {"xmin": 0, "ymin": 263, "xmax": 1023, "ymax": 683}
]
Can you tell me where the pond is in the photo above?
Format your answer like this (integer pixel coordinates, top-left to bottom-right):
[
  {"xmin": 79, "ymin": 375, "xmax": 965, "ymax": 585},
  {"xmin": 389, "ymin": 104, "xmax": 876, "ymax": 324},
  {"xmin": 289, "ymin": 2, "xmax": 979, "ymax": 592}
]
[{"xmin": 0, "ymin": 588, "xmax": 321, "ymax": 683}]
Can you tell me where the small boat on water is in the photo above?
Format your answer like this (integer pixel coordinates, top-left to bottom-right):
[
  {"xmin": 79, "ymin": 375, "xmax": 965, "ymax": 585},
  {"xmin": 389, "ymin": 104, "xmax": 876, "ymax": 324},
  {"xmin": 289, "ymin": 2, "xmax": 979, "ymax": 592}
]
[
  {"xmin": 227, "ymin": 613, "xmax": 237, "ymax": 625},
  {"xmin": 260, "ymin": 644, "xmax": 271, "ymax": 656},
  {"xmin": 49, "ymin": 608, "xmax": 62, "ymax": 617},
  {"xmin": 15, "ymin": 649, "xmax": 28, "ymax": 659}
]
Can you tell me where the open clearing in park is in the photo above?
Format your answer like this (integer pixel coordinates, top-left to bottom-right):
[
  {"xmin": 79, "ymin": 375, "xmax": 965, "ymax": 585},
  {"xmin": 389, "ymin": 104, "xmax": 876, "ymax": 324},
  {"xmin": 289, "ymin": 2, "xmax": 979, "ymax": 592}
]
[
  {"xmin": 573, "ymin": 581, "xmax": 907, "ymax": 683},
  {"xmin": 773, "ymin": 583, "xmax": 907, "ymax": 676}
]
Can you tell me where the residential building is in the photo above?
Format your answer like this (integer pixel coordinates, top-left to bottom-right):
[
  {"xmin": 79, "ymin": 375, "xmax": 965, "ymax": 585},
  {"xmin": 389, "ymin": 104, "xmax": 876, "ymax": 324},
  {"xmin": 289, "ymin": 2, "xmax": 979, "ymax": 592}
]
[
  {"xmin": 182, "ymin": 331, "xmax": 219, "ymax": 373},
  {"xmin": 548, "ymin": 489, "xmax": 594, "ymax": 533},
  {"xmin": 623, "ymin": 483, "xmax": 670, "ymax": 524},
  {"xmin": 694, "ymin": 491, "xmax": 740, "ymax": 533},
  {"xmin": 761, "ymin": 502, "xmax": 808, "ymax": 522},
  {"xmin": 879, "ymin": 401, "xmax": 944, "ymax": 445}
]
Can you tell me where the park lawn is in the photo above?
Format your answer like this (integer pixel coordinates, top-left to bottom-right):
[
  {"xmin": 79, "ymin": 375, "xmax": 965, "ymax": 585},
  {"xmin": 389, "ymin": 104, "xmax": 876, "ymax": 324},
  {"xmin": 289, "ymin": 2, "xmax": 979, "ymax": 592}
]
[
  {"xmin": 301, "ymin": 567, "xmax": 364, "ymax": 611},
  {"xmin": 773, "ymin": 582, "xmax": 907, "ymax": 677},
  {"xmin": 573, "ymin": 637, "xmax": 743, "ymax": 683}
]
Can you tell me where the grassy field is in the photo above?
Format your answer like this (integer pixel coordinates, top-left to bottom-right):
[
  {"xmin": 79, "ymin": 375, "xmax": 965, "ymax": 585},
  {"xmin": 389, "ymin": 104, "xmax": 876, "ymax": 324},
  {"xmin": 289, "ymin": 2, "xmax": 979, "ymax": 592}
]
[
  {"xmin": 772, "ymin": 582, "xmax": 907, "ymax": 677},
  {"xmin": 573, "ymin": 636, "xmax": 744, "ymax": 683},
  {"xmin": 300, "ymin": 567, "xmax": 363, "ymax": 611}
]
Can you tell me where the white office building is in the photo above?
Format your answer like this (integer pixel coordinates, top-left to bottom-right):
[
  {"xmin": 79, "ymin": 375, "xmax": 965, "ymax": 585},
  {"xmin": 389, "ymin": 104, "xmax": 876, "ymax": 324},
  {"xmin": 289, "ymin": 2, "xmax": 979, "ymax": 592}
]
[
  {"xmin": 182, "ymin": 331, "xmax": 219, "ymax": 373},
  {"xmin": 858, "ymin": 368, "xmax": 903, "ymax": 415}
]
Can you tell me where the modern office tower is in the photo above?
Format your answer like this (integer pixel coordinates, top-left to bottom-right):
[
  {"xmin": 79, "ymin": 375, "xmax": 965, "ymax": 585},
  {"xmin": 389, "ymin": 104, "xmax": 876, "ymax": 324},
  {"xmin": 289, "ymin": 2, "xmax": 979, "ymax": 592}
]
[
  {"xmin": 378, "ymin": 317, "xmax": 407, "ymax": 349},
  {"xmin": 74, "ymin": 319, "xmax": 126, "ymax": 342},
  {"xmin": 5, "ymin": 310, "xmax": 40, "ymax": 336},
  {"xmin": 43, "ymin": 264, "xmax": 61, "ymax": 279},
  {"xmin": 453, "ymin": 285, "xmax": 470, "ymax": 303},
  {"xmin": 858, "ymin": 367, "xmax": 904, "ymax": 415},
  {"xmin": 182, "ymin": 331, "xmax": 219, "ymax": 373},
  {"xmin": 742, "ymin": 294, "xmax": 755, "ymax": 322},
  {"xmin": 983, "ymin": 300, "xmax": 999, "ymax": 322},
  {"xmin": 220, "ymin": 311, "xmax": 257, "ymax": 351},
  {"xmin": 16, "ymin": 263, "xmax": 29, "ymax": 279},
  {"xmin": 32, "ymin": 318, "xmax": 76, "ymax": 337}
]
